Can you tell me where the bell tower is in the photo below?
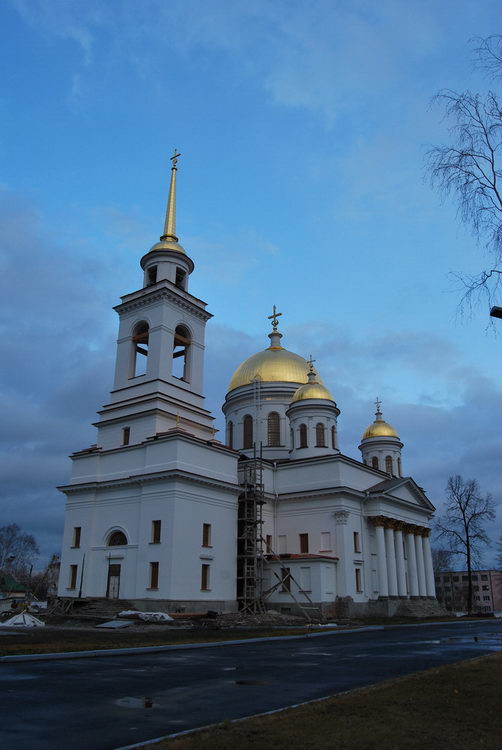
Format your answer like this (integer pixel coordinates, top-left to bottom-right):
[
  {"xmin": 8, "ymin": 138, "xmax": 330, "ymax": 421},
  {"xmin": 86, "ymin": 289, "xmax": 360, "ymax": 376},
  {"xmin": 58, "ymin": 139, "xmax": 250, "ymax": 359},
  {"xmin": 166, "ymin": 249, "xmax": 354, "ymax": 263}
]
[{"xmin": 97, "ymin": 152, "xmax": 215, "ymax": 449}]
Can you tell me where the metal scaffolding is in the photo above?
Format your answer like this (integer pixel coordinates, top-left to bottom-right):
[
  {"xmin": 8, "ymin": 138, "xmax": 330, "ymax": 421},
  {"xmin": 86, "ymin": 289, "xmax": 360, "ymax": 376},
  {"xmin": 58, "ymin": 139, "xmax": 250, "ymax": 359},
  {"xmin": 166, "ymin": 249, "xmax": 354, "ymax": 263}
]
[{"xmin": 236, "ymin": 448, "xmax": 265, "ymax": 613}]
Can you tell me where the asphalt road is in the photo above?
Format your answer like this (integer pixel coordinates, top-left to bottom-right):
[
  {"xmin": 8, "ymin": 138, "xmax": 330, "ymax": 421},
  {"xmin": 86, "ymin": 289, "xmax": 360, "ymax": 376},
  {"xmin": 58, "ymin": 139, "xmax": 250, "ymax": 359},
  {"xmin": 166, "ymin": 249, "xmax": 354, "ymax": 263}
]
[{"xmin": 1, "ymin": 620, "xmax": 502, "ymax": 750}]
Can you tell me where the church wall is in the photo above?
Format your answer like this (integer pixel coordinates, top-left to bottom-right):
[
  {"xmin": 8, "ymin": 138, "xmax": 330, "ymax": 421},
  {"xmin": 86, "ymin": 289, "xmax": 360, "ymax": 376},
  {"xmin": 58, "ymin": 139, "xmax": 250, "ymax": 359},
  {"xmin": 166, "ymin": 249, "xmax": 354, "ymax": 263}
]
[
  {"xmin": 263, "ymin": 559, "xmax": 337, "ymax": 610},
  {"xmin": 68, "ymin": 438, "xmax": 238, "ymax": 486},
  {"xmin": 58, "ymin": 476, "xmax": 239, "ymax": 604}
]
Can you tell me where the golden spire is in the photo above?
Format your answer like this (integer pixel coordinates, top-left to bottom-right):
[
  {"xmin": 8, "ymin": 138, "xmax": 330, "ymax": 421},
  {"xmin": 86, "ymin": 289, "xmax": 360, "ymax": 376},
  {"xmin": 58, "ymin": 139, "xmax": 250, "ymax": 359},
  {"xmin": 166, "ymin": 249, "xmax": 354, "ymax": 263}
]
[{"xmin": 161, "ymin": 149, "xmax": 181, "ymax": 242}]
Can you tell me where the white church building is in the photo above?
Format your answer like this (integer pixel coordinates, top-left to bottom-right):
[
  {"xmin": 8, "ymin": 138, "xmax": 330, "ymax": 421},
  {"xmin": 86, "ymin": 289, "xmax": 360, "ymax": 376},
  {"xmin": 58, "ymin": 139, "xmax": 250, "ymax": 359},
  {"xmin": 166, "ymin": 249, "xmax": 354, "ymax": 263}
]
[{"xmin": 58, "ymin": 156, "xmax": 438, "ymax": 617}]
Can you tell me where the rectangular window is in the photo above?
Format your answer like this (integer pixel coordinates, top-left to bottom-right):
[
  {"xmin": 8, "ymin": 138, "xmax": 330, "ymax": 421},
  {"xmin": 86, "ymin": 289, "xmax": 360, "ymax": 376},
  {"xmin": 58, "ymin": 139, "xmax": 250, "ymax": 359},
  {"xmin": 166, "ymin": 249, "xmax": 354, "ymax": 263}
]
[
  {"xmin": 147, "ymin": 266, "xmax": 158, "ymax": 285},
  {"xmin": 122, "ymin": 426, "xmax": 130, "ymax": 446},
  {"xmin": 69, "ymin": 564, "xmax": 78, "ymax": 589},
  {"xmin": 202, "ymin": 523, "xmax": 212, "ymax": 547},
  {"xmin": 453, "ymin": 576, "xmax": 459, "ymax": 582},
  {"xmin": 151, "ymin": 520, "xmax": 161, "ymax": 544},
  {"xmin": 481, "ymin": 574, "xmax": 488, "ymax": 581},
  {"xmin": 266, "ymin": 534, "xmax": 273, "ymax": 553},
  {"xmin": 320, "ymin": 532, "xmax": 331, "ymax": 551},
  {"xmin": 482, "ymin": 585, "xmax": 489, "ymax": 591},
  {"xmin": 462, "ymin": 575, "xmax": 468, "ymax": 581},
  {"xmin": 201, "ymin": 564, "xmax": 210, "ymax": 591},
  {"xmin": 299, "ymin": 533, "xmax": 309, "ymax": 554},
  {"xmin": 355, "ymin": 568, "xmax": 362, "ymax": 592},
  {"xmin": 300, "ymin": 566, "xmax": 311, "ymax": 591},
  {"xmin": 72, "ymin": 527, "xmax": 81, "ymax": 549},
  {"xmin": 353, "ymin": 532, "xmax": 361, "ymax": 553},
  {"xmin": 483, "ymin": 595, "xmax": 490, "ymax": 601},
  {"xmin": 475, "ymin": 595, "xmax": 480, "ymax": 601},
  {"xmin": 278, "ymin": 535, "xmax": 287, "ymax": 554},
  {"xmin": 281, "ymin": 567, "xmax": 291, "ymax": 592},
  {"xmin": 474, "ymin": 585, "xmax": 479, "ymax": 591},
  {"xmin": 149, "ymin": 562, "xmax": 159, "ymax": 589},
  {"xmin": 472, "ymin": 575, "xmax": 478, "ymax": 581}
]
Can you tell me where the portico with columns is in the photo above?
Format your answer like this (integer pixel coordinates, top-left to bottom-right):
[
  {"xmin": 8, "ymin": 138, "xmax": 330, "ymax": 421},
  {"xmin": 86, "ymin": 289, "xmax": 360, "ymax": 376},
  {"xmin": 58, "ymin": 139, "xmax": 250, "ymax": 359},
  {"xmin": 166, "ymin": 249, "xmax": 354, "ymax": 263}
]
[{"xmin": 367, "ymin": 516, "xmax": 436, "ymax": 600}]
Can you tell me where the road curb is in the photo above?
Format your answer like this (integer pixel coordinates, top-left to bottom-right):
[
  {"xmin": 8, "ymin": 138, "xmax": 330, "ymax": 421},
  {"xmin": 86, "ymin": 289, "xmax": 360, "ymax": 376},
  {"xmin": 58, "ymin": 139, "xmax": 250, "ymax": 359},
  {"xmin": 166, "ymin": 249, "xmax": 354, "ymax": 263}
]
[{"xmin": 0, "ymin": 619, "xmax": 481, "ymax": 663}]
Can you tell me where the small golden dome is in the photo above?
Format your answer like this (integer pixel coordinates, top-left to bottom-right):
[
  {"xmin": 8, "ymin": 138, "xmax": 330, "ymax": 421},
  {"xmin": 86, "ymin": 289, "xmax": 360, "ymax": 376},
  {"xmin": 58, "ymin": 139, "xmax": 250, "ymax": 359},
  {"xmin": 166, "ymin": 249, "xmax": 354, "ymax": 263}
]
[
  {"xmin": 362, "ymin": 400, "xmax": 398, "ymax": 439},
  {"xmin": 149, "ymin": 238, "xmax": 187, "ymax": 255},
  {"xmin": 228, "ymin": 346, "xmax": 319, "ymax": 392},
  {"xmin": 362, "ymin": 421, "xmax": 398, "ymax": 439},
  {"xmin": 291, "ymin": 382, "xmax": 334, "ymax": 403}
]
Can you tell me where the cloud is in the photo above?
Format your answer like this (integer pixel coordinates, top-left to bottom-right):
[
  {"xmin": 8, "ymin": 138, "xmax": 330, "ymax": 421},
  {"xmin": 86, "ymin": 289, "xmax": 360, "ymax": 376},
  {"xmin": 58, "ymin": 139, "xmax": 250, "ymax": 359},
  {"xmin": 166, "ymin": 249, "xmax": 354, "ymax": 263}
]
[{"xmin": 9, "ymin": 0, "xmax": 494, "ymax": 123}]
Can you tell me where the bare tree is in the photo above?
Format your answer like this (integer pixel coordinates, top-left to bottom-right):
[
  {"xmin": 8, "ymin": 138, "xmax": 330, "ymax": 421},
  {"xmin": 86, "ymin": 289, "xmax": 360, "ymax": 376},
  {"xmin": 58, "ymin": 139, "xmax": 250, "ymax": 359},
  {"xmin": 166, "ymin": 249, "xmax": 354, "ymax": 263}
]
[
  {"xmin": 435, "ymin": 475, "xmax": 495, "ymax": 613},
  {"xmin": 0, "ymin": 524, "xmax": 39, "ymax": 576},
  {"xmin": 427, "ymin": 36, "xmax": 502, "ymax": 312},
  {"xmin": 431, "ymin": 547, "xmax": 453, "ymax": 573}
]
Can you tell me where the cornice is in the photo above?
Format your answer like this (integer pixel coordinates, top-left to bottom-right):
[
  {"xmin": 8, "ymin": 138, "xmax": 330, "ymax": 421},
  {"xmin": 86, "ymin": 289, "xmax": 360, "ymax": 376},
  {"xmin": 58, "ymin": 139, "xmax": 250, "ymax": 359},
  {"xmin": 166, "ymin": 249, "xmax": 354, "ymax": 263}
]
[
  {"xmin": 115, "ymin": 287, "xmax": 212, "ymax": 322},
  {"xmin": 58, "ymin": 467, "xmax": 241, "ymax": 496}
]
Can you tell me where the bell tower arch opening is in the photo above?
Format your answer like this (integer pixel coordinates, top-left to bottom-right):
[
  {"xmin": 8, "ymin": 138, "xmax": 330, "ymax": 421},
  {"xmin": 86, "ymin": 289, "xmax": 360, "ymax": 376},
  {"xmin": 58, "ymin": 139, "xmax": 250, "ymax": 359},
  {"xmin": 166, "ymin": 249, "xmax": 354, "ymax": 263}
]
[
  {"xmin": 172, "ymin": 324, "xmax": 191, "ymax": 381},
  {"xmin": 131, "ymin": 322, "xmax": 149, "ymax": 377}
]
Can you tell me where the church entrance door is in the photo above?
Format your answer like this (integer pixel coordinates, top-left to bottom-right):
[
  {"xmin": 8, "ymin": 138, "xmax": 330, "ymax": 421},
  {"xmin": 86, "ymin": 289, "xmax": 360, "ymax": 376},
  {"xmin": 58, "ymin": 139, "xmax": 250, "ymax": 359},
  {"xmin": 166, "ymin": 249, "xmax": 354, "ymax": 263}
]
[{"xmin": 107, "ymin": 564, "xmax": 121, "ymax": 599}]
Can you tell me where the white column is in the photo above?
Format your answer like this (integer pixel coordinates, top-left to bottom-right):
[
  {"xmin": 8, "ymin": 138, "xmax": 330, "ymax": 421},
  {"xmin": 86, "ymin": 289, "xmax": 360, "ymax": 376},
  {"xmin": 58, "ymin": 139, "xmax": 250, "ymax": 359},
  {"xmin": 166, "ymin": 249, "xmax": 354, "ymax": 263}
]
[
  {"xmin": 422, "ymin": 534, "xmax": 436, "ymax": 598},
  {"xmin": 405, "ymin": 532, "xmax": 419, "ymax": 597},
  {"xmin": 375, "ymin": 524, "xmax": 389, "ymax": 597},
  {"xmin": 334, "ymin": 511, "xmax": 351, "ymax": 597},
  {"xmin": 385, "ymin": 526, "xmax": 398, "ymax": 597},
  {"xmin": 394, "ymin": 528, "xmax": 407, "ymax": 597},
  {"xmin": 414, "ymin": 533, "xmax": 427, "ymax": 597}
]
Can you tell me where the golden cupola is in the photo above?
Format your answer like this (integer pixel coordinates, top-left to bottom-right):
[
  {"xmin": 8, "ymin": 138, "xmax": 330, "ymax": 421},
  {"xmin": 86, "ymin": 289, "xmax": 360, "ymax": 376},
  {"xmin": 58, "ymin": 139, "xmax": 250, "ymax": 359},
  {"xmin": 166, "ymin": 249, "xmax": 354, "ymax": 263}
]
[
  {"xmin": 362, "ymin": 399, "xmax": 399, "ymax": 439},
  {"xmin": 227, "ymin": 306, "xmax": 317, "ymax": 392},
  {"xmin": 291, "ymin": 360, "xmax": 334, "ymax": 403}
]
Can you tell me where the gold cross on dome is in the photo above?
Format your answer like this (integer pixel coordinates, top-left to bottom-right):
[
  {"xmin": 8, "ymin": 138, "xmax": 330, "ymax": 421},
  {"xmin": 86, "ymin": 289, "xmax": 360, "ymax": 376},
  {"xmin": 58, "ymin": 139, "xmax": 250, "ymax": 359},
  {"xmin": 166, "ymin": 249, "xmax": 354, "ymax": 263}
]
[
  {"xmin": 308, "ymin": 354, "xmax": 316, "ymax": 372},
  {"xmin": 267, "ymin": 305, "xmax": 282, "ymax": 331},
  {"xmin": 375, "ymin": 397, "xmax": 382, "ymax": 412},
  {"xmin": 170, "ymin": 149, "xmax": 181, "ymax": 168}
]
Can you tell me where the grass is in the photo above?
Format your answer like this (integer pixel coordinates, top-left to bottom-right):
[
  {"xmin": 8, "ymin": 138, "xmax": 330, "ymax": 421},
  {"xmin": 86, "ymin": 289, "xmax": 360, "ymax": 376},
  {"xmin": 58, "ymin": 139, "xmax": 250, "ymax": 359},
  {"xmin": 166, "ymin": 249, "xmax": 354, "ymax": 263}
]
[{"xmin": 147, "ymin": 651, "xmax": 502, "ymax": 750}]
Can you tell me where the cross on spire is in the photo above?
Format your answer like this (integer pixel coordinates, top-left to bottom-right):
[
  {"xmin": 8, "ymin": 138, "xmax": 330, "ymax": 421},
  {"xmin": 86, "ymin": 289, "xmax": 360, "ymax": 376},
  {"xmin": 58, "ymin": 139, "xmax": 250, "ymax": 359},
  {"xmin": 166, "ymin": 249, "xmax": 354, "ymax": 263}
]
[
  {"xmin": 308, "ymin": 354, "xmax": 316, "ymax": 372},
  {"xmin": 170, "ymin": 149, "xmax": 181, "ymax": 169},
  {"xmin": 375, "ymin": 397, "xmax": 382, "ymax": 417},
  {"xmin": 267, "ymin": 305, "xmax": 282, "ymax": 331}
]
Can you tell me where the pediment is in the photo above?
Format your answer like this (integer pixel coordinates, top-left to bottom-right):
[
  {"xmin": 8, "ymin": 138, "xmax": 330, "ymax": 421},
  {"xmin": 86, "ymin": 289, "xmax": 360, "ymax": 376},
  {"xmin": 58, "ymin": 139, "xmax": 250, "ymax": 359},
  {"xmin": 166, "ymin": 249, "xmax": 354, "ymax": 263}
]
[{"xmin": 366, "ymin": 477, "xmax": 435, "ymax": 512}]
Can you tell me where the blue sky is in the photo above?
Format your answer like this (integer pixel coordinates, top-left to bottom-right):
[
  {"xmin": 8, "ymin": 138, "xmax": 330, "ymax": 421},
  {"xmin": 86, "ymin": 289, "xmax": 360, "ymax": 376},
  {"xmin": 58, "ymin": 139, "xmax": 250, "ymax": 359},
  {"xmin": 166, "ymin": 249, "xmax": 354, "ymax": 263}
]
[{"xmin": 1, "ymin": 0, "xmax": 501, "ymax": 566}]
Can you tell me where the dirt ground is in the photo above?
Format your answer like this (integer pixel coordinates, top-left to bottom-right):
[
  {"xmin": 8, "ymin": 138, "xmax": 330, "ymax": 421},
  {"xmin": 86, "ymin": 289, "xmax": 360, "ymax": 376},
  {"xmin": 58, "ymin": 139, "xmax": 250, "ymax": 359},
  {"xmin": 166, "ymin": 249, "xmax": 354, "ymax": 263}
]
[{"xmin": 0, "ymin": 610, "xmax": 480, "ymax": 657}]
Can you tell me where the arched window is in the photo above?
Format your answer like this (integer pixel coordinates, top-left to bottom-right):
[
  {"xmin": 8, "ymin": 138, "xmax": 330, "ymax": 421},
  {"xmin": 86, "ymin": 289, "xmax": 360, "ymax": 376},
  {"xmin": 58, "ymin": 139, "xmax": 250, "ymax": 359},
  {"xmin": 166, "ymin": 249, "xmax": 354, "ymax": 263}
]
[
  {"xmin": 397, "ymin": 457, "xmax": 402, "ymax": 477},
  {"xmin": 267, "ymin": 412, "xmax": 280, "ymax": 446},
  {"xmin": 385, "ymin": 455, "xmax": 393, "ymax": 474},
  {"xmin": 227, "ymin": 420, "xmax": 234, "ymax": 449},
  {"xmin": 316, "ymin": 422, "xmax": 326, "ymax": 447},
  {"xmin": 132, "ymin": 322, "xmax": 149, "ymax": 377},
  {"xmin": 108, "ymin": 531, "xmax": 127, "ymax": 546},
  {"xmin": 299, "ymin": 423, "xmax": 308, "ymax": 448},
  {"xmin": 243, "ymin": 414, "xmax": 253, "ymax": 449},
  {"xmin": 331, "ymin": 425, "xmax": 336, "ymax": 450},
  {"xmin": 372, "ymin": 456, "xmax": 379, "ymax": 470},
  {"xmin": 172, "ymin": 325, "xmax": 191, "ymax": 381}
]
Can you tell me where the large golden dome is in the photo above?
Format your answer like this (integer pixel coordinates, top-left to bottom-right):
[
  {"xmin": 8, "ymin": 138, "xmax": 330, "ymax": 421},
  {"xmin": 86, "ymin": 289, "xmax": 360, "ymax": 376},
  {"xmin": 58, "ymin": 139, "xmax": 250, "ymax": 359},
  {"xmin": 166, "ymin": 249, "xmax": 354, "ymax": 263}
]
[{"xmin": 228, "ymin": 346, "xmax": 319, "ymax": 392}]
